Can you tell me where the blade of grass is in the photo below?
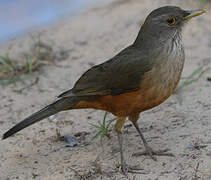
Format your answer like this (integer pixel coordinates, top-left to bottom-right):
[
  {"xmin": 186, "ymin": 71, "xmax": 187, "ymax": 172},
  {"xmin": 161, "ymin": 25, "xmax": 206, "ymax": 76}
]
[
  {"xmin": 89, "ymin": 112, "xmax": 115, "ymax": 142},
  {"xmin": 0, "ymin": 37, "xmax": 58, "ymax": 86},
  {"xmin": 90, "ymin": 131, "xmax": 102, "ymax": 142},
  {"xmin": 0, "ymin": 79, "xmax": 10, "ymax": 85},
  {"xmin": 103, "ymin": 112, "xmax": 108, "ymax": 127},
  {"xmin": 0, "ymin": 57, "xmax": 13, "ymax": 72},
  {"xmin": 176, "ymin": 66, "xmax": 209, "ymax": 105},
  {"xmin": 177, "ymin": 90, "xmax": 183, "ymax": 105},
  {"xmin": 88, "ymin": 122, "xmax": 102, "ymax": 130},
  {"xmin": 187, "ymin": 66, "xmax": 203, "ymax": 79},
  {"xmin": 180, "ymin": 69, "xmax": 207, "ymax": 89},
  {"xmin": 27, "ymin": 56, "xmax": 33, "ymax": 74},
  {"xmin": 106, "ymin": 118, "xmax": 116, "ymax": 131},
  {"xmin": 178, "ymin": 66, "xmax": 205, "ymax": 91},
  {"xmin": 6, "ymin": 55, "xmax": 17, "ymax": 70}
]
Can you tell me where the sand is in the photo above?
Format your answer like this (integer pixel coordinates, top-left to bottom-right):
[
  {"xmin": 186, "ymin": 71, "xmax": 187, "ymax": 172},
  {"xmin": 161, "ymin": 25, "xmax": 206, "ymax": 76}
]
[{"xmin": 0, "ymin": 0, "xmax": 211, "ymax": 179}]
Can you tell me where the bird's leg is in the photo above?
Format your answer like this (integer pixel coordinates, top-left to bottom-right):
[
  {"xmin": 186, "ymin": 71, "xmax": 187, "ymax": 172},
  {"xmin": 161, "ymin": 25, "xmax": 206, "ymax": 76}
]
[
  {"xmin": 115, "ymin": 117, "xmax": 128, "ymax": 173},
  {"xmin": 115, "ymin": 117, "xmax": 145, "ymax": 174},
  {"xmin": 129, "ymin": 114, "xmax": 174, "ymax": 160}
]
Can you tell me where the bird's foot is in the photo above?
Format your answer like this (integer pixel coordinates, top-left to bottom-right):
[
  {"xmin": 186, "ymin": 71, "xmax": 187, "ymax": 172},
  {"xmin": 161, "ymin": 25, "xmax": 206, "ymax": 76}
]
[
  {"xmin": 132, "ymin": 147, "xmax": 174, "ymax": 161},
  {"xmin": 117, "ymin": 163, "xmax": 146, "ymax": 174},
  {"xmin": 118, "ymin": 163, "xmax": 129, "ymax": 174}
]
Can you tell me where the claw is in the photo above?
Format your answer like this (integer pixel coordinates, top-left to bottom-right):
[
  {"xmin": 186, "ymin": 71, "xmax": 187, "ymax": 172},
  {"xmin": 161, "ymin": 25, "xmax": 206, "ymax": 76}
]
[
  {"xmin": 145, "ymin": 145, "xmax": 157, "ymax": 161},
  {"xmin": 118, "ymin": 163, "xmax": 147, "ymax": 174},
  {"xmin": 120, "ymin": 163, "xmax": 129, "ymax": 174},
  {"xmin": 132, "ymin": 148, "xmax": 174, "ymax": 158}
]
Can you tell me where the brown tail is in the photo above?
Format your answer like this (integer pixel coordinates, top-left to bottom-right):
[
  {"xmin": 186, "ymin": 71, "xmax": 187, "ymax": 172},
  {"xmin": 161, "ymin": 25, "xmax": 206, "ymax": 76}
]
[{"xmin": 2, "ymin": 97, "xmax": 79, "ymax": 140}]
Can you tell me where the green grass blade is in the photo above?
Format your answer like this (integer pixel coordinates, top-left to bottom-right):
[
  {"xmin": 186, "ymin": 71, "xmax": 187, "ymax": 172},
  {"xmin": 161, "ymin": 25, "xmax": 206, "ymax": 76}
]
[
  {"xmin": 187, "ymin": 66, "xmax": 203, "ymax": 79},
  {"xmin": 27, "ymin": 56, "xmax": 33, "ymax": 74},
  {"xmin": 106, "ymin": 118, "xmax": 116, "ymax": 131},
  {"xmin": 103, "ymin": 112, "xmax": 108, "ymax": 127},
  {"xmin": 178, "ymin": 66, "xmax": 206, "ymax": 91},
  {"xmin": 0, "ymin": 79, "xmax": 11, "ymax": 85},
  {"xmin": 197, "ymin": 69, "xmax": 207, "ymax": 79},
  {"xmin": 0, "ymin": 57, "xmax": 12, "ymax": 71},
  {"xmin": 6, "ymin": 56, "xmax": 17, "ymax": 69},
  {"xmin": 177, "ymin": 91, "xmax": 183, "ymax": 105},
  {"xmin": 90, "ymin": 131, "xmax": 102, "ymax": 142},
  {"xmin": 88, "ymin": 122, "xmax": 102, "ymax": 130}
]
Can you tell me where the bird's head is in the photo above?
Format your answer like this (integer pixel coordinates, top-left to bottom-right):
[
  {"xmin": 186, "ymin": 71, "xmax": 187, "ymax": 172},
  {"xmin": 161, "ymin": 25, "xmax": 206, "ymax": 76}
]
[{"xmin": 135, "ymin": 6, "xmax": 205, "ymax": 45}]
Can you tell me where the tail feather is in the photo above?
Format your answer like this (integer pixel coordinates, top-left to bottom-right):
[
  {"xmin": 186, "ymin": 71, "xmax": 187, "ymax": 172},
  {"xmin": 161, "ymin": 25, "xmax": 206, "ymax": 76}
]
[{"xmin": 2, "ymin": 97, "xmax": 79, "ymax": 140}]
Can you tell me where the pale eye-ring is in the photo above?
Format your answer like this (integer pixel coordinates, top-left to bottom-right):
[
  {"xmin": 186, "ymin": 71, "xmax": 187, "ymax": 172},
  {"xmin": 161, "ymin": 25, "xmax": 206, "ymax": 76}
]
[{"xmin": 166, "ymin": 17, "xmax": 176, "ymax": 25}]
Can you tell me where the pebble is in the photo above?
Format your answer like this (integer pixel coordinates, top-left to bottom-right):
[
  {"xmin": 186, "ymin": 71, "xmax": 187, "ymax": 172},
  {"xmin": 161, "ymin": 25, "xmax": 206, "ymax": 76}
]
[{"xmin": 64, "ymin": 135, "xmax": 78, "ymax": 147}]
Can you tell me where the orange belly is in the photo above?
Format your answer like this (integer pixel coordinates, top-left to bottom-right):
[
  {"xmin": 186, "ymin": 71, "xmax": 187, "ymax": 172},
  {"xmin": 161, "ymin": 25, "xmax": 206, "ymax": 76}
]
[{"xmin": 71, "ymin": 86, "xmax": 173, "ymax": 117}]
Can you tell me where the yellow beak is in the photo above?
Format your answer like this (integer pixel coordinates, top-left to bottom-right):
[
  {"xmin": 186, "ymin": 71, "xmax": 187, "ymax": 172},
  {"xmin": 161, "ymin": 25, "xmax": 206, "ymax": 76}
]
[{"xmin": 184, "ymin": 9, "xmax": 205, "ymax": 20}]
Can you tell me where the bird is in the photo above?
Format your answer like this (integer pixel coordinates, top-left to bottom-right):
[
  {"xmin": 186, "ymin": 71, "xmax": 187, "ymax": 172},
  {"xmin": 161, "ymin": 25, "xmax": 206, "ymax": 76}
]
[{"xmin": 2, "ymin": 6, "xmax": 205, "ymax": 173}]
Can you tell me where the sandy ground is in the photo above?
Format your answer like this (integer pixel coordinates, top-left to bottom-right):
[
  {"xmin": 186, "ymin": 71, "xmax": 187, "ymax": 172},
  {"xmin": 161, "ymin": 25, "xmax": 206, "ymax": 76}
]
[{"xmin": 0, "ymin": 0, "xmax": 211, "ymax": 179}]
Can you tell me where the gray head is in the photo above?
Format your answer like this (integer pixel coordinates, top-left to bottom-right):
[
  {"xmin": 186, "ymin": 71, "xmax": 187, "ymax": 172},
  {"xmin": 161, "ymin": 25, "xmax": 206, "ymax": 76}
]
[{"xmin": 135, "ymin": 6, "xmax": 205, "ymax": 45}]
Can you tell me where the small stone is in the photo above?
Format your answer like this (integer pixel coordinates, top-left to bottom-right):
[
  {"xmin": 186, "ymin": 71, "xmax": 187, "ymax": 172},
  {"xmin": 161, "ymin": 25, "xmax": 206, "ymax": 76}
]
[
  {"xmin": 49, "ymin": 115, "xmax": 56, "ymax": 121},
  {"xmin": 63, "ymin": 135, "xmax": 78, "ymax": 147},
  {"xmin": 207, "ymin": 77, "xmax": 211, "ymax": 81},
  {"xmin": 206, "ymin": 150, "xmax": 211, "ymax": 156},
  {"xmin": 187, "ymin": 143, "xmax": 193, "ymax": 149}
]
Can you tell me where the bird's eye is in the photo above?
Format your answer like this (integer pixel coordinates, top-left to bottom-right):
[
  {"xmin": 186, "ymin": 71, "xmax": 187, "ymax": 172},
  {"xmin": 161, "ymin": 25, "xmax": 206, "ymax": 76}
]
[{"xmin": 166, "ymin": 17, "xmax": 176, "ymax": 25}]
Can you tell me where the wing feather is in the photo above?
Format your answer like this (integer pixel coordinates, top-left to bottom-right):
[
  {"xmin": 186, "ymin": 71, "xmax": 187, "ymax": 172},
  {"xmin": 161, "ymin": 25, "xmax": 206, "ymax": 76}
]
[{"xmin": 58, "ymin": 45, "xmax": 152, "ymax": 98}]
